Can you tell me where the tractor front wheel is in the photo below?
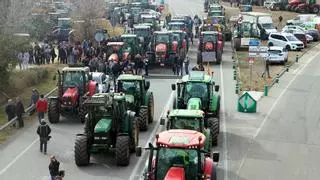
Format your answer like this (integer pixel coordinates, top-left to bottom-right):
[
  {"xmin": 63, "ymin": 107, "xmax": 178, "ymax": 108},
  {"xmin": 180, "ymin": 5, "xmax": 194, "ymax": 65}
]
[
  {"xmin": 130, "ymin": 118, "xmax": 140, "ymax": 152},
  {"xmin": 208, "ymin": 117, "xmax": 219, "ymax": 146},
  {"xmin": 74, "ymin": 135, "xmax": 90, "ymax": 166},
  {"xmin": 138, "ymin": 107, "xmax": 149, "ymax": 131},
  {"xmin": 148, "ymin": 94, "xmax": 154, "ymax": 123},
  {"xmin": 48, "ymin": 99, "xmax": 60, "ymax": 124},
  {"xmin": 116, "ymin": 136, "xmax": 130, "ymax": 166}
]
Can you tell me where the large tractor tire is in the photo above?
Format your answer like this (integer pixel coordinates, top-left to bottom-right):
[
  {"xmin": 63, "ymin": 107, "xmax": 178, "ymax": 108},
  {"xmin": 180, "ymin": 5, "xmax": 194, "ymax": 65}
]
[
  {"xmin": 74, "ymin": 135, "xmax": 90, "ymax": 166},
  {"xmin": 148, "ymin": 93, "xmax": 154, "ymax": 123},
  {"xmin": 130, "ymin": 118, "xmax": 139, "ymax": 152},
  {"xmin": 216, "ymin": 51, "xmax": 222, "ymax": 65},
  {"xmin": 48, "ymin": 99, "xmax": 60, "ymax": 124},
  {"xmin": 116, "ymin": 136, "xmax": 130, "ymax": 166},
  {"xmin": 79, "ymin": 105, "xmax": 87, "ymax": 123},
  {"xmin": 234, "ymin": 38, "xmax": 241, "ymax": 51},
  {"xmin": 208, "ymin": 117, "xmax": 219, "ymax": 146},
  {"xmin": 138, "ymin": 107, "xmax": 149, "ymax": 131},
  {"xmin": 84, "ymin": 116, "xmax": 93, "ymax": 138}
]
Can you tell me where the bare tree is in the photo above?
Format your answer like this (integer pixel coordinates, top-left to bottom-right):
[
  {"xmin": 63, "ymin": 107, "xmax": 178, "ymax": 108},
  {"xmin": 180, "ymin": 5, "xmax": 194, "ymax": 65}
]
[{"xmin": 71, "ymin": 0, "xmax": 106, "ymax": 41}]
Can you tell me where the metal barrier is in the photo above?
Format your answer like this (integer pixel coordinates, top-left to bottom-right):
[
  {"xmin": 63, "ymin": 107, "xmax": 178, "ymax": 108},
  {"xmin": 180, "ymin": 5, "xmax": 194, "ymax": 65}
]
[
  {"xmin": 231, "ymin": 37, "xmax": 242, "ymax": 96},
  {"xmin": 0, "ymin": 87, "xmax": 57, "ymax": 132}
]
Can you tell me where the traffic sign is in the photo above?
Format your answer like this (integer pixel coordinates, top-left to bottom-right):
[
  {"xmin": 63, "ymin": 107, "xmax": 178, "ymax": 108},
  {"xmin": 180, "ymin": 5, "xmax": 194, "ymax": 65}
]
[
  {"xmin": 237, "ymin": 91, "xmax": 257, "ymax": 113},
  {"xmin": 248, "ymin": 57, "xmax": 255, "ymax": 64},
  {"xmin": 248, "ymin": 39, "xmax": 260, "ymax": 46},
  {"xmin": 94, "ymin": 31, "xmax": 105, "ymax": 42}
]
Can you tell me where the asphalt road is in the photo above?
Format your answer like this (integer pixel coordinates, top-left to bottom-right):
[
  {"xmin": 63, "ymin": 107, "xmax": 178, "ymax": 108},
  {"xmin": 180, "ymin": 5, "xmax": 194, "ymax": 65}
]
[{"xmin": 0, "ymin": 1, "xmax": 239, "ymax": 180}]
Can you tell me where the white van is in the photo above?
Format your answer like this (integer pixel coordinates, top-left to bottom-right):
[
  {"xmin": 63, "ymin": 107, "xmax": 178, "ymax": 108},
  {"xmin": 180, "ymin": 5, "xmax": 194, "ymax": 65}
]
[{"xmin": 242, "ymin": 12, "xmax": 277, "ymax": 36}]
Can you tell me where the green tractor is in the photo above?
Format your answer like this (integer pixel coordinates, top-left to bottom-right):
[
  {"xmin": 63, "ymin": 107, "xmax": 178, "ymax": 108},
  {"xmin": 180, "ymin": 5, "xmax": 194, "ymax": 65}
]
[
  {"xmin": 139, "ymin": 14, "xmax": 161, "ymax": 31},
  {"xmin": 233, "ymin": 20, "xmax": 260, "ymax": 50},
  {"xmin": 74, "ymin": 93, "xmax": 139, "ymax": 166},
  {"xmin": 171, "ymin": 30, "xmax": 189, "ymax": 60},
  {"xmin": 133, "ymin": 25, "xmax": 152, "ymax": 53},
  {"xmin": 160, "ymin": 109, "xmax": 219, "ymax": 148},
  {"xmin": 116, "ymin": 74, "xmax": 154, "ymax": 131},
  {"xmin": 121, "ymin": 34, "xmax": 142, "ymax": 58},
  {"xmin": 171, "ymin": 71, "xmax": 221, "ymax": 131},
  {"xmin": 203, "ymin": 16, "xmax": 232, "ymax": 41}
]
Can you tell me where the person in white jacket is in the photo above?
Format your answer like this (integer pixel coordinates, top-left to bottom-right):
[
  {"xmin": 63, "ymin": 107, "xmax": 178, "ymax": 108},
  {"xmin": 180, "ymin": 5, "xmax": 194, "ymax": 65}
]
[{"xmin": 22, "ymin": 51, "xmax": 30, "ymax": 70}]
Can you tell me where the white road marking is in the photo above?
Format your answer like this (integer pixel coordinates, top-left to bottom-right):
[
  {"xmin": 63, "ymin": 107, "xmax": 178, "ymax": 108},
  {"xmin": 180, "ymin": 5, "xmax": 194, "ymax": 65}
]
[
  {"xmin": 253, "ymin": 48, "xmax": 320, "ymax": 138},
  {"xmin": 220, "ymin": 62, "xmax": 229, "ymax": 180},
  {"xmin": 0, "ymin": 137, "xmax": 39, "ymax": 176},
  {"xmin": 128, "ymin": 91, "xmax": 175, "ymax": 180}
]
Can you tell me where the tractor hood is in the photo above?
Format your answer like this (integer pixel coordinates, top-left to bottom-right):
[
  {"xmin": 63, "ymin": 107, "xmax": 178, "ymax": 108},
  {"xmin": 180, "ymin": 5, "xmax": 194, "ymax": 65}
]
[
  {"xmin": 164, "ymin": 167, "xmax": 185, "ymax": 180},
  {"xmin": 94, "ymin": 118, "xmax": 112, "ymax": 133},
  {"xmin": 187, "ymin": 97, "xmax": 202, "ymax": 110},
  {"xmin": 156, "ymin": 43, "xmax": 167, "ymax": 53},
  {"xmin": 62, "ymin": 87, "xmax": 79, "ymax": 98}
]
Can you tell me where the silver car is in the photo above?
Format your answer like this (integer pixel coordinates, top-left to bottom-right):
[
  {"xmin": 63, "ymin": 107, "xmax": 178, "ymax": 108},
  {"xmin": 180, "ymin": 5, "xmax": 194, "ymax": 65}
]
[
  {"xmin": 91, "ymin": 72, "xmax": 110, "ymax": 93},
  {"xmin": 267, "ymin": 46, "xmax": 288, "ymax": 65}
]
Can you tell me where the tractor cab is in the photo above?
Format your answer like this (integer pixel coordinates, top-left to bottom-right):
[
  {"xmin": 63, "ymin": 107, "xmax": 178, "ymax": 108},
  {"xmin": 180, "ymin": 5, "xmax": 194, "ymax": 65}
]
[
  {"xmin": 199, "ymin": 31, "xmax": 223, "ymax": 51},
  {"xmin": 170, "ymin": 17, "xmax": 193, "ymax": 37},
  {"xmin": 171, "ymin": 71, "xmax": 220, "ymax": 113},
  {"xmin": 171, "ymin": 30, "xmax": 188, "ymax": 59},
  {"xmin": 151, "ymin": 31, "xmax": 177, "ymax": 65},
  {"xmin": 139, "ymin": 14, "xmax": 159, "ymax": 30},
  {"xmin": 130, "ymin": 7, "xmax": 143, "ymax": 23},
  {"xmin": 121, "ymin": 34, "xmax": 141, "ymax": 59},
  {"xmin": 133, "ymin": 25, "xmax": 152, "ymax": 51},
  {"xmin": 234, "ymin": 21, "xmax": 255, "ymax": 38},
  {"xmin": 106, "ymin": 42, "xmax": 126, "ymax": 62},
  {"xmin": 208, "ymin": 10, "xmax": 223, "ymax": 16},
  {"xmin": 167, "ymin": 22, "xmax": 187, "ymax": 32},
  {"xmin": 136, "ymin": 130, "xmax": 220, "ymax": 180},
  {"xmin": 203, "ymin": 16, "xmax": 232, "ymax": 41},
  {"xmin": 200, "ymin": 24, "xmax": 224, "ymax": 41}
]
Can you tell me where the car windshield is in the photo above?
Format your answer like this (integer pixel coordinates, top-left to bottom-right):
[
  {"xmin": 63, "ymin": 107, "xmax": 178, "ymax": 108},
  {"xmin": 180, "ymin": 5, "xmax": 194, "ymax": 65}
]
[
  {"xmin": 170, "ymin": 117, "xmax": 201, "ymax": 131},
  {"xmin": 183, "ymin": 82, "xmax": 208, "ymax": 101},
  {"xmin": 286, "ymin": 35, "xmax": 298, "ymax": 41},
  {"xmin": 119, "ymin": 80, "xmax": 140, "ymax": 94},
  {"xmin": 92, "ymin": 75, "xmax": 102, "ymax": 84},
  {"xmin": 156, "ymin": 34, "xmax": 170, "ymax": 43},
  {"xmin": 268, "ymin": 50, "xmax": 282, "ymax": 55},
  {"xmin": 156, "ymin": 148, "xmax": 199, "ymax": 180},
  {"xmin": 63, "ymin": 71, "xmax": 84, "ymax": 87}
]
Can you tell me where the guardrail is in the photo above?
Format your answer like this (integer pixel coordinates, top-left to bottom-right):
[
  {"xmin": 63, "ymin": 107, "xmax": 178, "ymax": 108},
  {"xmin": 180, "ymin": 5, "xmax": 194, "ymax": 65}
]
[
  {"xmin": 0, "ymin": 87, "xmax": 57, "ymax": 132},
  {"xmin": 231, "ymin": 37, "xmax": 241, "ymax": 96}
]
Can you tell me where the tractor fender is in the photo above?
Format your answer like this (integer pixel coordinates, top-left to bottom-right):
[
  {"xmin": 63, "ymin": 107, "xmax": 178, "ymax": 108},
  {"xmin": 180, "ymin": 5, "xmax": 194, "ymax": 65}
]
[
  {"xmin": 123, "ymin": 110, "xmax": 136, "ymax": 133},
  {"xmin": 203, "ymin": 157, "xmax": 214, "ymax": 178},
  {"xmin": 144, "ymin": 91, "xmax": 153, "ymax": 106},
  {"xmin": 209, "ymin": 94, "xmax": 220, "ymax": 113}
]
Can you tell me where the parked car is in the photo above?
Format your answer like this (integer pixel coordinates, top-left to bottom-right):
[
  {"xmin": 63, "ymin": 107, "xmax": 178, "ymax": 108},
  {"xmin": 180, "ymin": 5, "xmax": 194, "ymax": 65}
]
[
  {"xmin": 268, "ymin": 32, "xmax": 304, "ymax": 51},
  {"xmin": 282, "ymin": 25, "xmax": 319, "ymax": 41},
  {"xmin": 283, "ymin": 29, "xmax": 307, "ymax": 47},
  {"xmin": 306, "ymin": 34, "xmax": 313, "ymax": 43},
  {"xmin": 267, "ymin": 46, "xmax": 288, "ymax": 64},
  {"xmin": 91, "ymin": 72, "xmax": 110, "ymax": 93}
]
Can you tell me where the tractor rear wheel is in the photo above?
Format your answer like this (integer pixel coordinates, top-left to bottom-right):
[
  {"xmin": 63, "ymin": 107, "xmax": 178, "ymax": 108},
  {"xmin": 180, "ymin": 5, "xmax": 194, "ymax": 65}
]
[
  {"xmin": 48, "ymin": 99, "xmax": 60, "ymax": 124},
  {"xmin": 216, "ymin": 51, "xmax": 222, "ymax": 65},
  {"xmin": 79, "ymin": 104, "xmax": 87, "ymax": 123},
  {"xmin": 74, "ymin": 135, "xmax": 90, "ymax": 166},
  {"xmin": 148, "ymin": 94, "xmax": 154, "ymax": 123},
  {"xmin": 138, "ymin": 107, "xmax": 149, "ymax": 131},
  {"xmin": 130, "ymin": 118, "xmax": 139, "ymax": 152},
  {"xmin": 116, "ymin": 136, "xmax": 130, "ymax": 166},
  {"xmin": 208, "ymin": 117, "xmax": 219, "ymax": 146}
]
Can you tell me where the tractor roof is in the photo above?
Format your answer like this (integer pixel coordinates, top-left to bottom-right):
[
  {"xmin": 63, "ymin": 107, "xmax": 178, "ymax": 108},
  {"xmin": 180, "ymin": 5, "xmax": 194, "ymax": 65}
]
[
  {"xmin": 117, "ymin": 74, "xmax": 144, "ymax": 81},
  {"xmin": 168, "ymin": 109, "xmax": 204, "ymax": 118},
  {"xmin": 156, "ymin": 129, "xmax": 205, "ymax": 148},
  {"xmin": 138, "ymin": 23, "xmax": 153, "ymax": 27},
  {"xmin": 168, "ymin": 22, "xmax": 185, "ymax": 25},
  {"xmin": 210, "ymin": 4, "xmax": 222, "ymax": 7},
  {"xmin": 83, "ymin": 93, "xmax": 125, "ymax": 106},
  {"xmin": 201, "ymin": 31, "xmax": 219, "ymax": 35},
  {"xmin": 181, "ymin": 71, "xmax": 214, "ymax": 83},
  {"xmin": 134, "ymin": 25, "xmax": 151, "ymax": 29},
  {"xmin": 62, "ymin": 66, "xmax": 90, "ymax": 72},
  {"xmin": 154, "ymin": 31, "xmax": 172, "ymax": 35},
  {"xmin": 107, "ymin": 42, "xmax": 125, "ymax": 46},
  {"xmin": 140, "ymin": 14, "xmax": 156, "ymax": 18},
  {"xmin": 121, "ymin": 34, "xmax": 137, "ymax": 38}
]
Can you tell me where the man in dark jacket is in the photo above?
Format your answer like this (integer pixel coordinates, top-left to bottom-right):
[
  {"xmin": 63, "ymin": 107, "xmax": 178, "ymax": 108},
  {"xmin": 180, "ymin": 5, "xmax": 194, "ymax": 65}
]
[
  {"xmin": 49, "ymin": 156, "xmax": 60, "ymax": 180},
  {"xmin": 15, "ymin": 97, "xmax": 25, "ymax": 128},
  {"xmin": 5, "ymin": 99, "xmax": 16, "ymax": 122},
  {"xmin": 37, "ymin": 119, "xmax": 51, "ymax": 154}
]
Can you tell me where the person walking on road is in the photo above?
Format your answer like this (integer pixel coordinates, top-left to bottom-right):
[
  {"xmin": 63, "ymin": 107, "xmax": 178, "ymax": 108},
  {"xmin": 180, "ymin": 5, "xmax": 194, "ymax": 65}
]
[
  {"xmin": 143, "ymin": 56, "xmax": 149, "ymax": 76},
  {"xmin": 37, "ymin": 119, "xmax": 51, "ymax": 154},
  {"xmin": 36, "ymin": 95, "xmax": 48, "ymax": 123},
  {"xmin": 30, "ymin": 89, "xmax": 39, "ymax": 115},
  {"xmin": 261, "ymin": 58, "xmax": 271, "ymax": 78},
  {"xmin": 5, "ymin": 99, "xmax": 16, "ymax": 122},
  {"xmin": 49, "ymin": 156, "xmax": 60, "ymax": 180},
  {"xmin": 184, "ymin": 56, "xmax": 190, "ymax": 75},
  {"xmin": 15, "ymin": 97, "xmax": 25, "ymax": 128}
]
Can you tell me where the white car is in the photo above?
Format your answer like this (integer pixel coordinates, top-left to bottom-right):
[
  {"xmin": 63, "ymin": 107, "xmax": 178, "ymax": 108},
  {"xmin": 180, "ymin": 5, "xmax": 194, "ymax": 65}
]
[
  {"xmin": 306, "ymin": 34, "xmax": 313, "ymax": 43},
  {"xmin": 91, "ymin": 72, "xmax": 110, "ymax": 93},
  {"xmin": 267, "ymin": 46, "xmax": 288, "ymax": 64},
  {"xmin": 282, "ymin": 25, "xmax": 307, "ymax": 33},
  {"xmin": 268, "ymin": 32, "xmax": 304, "ymax": 51}
]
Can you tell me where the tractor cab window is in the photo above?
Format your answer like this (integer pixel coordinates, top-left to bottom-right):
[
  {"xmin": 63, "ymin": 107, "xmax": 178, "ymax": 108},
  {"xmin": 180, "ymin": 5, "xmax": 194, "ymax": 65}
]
[
  {"xmin": 156, "ymin": 148, "xmax": 199, "ymax": 180},
  {"xmin": 172, "ymin": 34, "xmax": 180, "ymax": 42},
  {"xmin": 142, "ymin": 18, "xmax": 154, "ymax": 24},
  {"xmin": 203, "ymin": 34, "xmax": 217, "ymax": 43},
  {"xmin": 155, "ymin": 34, "xmax": 170, "ymax": 43},
  {"xmin": 63, "ymin": 71, "xmax": 84, "ymax": 88},
  {"xmin": 119, "ymin": 80, "xmax": 141, "ymax": 95},
  {"xmin": 170, "ymin": 117, "xmax": 200, "ymax": 131},
  {"xmin": 183, "ymin": 82, "xmax": 208, "ymax": 102},
  {"xmin": 134, "ymin": 28, "xmax": 148, "ymax": 37}
]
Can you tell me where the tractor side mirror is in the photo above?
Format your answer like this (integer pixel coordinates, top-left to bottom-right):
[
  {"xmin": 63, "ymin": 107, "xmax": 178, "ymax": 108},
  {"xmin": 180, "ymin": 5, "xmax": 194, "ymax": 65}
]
[
  {"xmin": 212, "ymin": 152, "xmax": 219, "ymax": 162},
  {"xmin": 136, "ymin": 146, "xmax": 142, "ymax": 157},
  {"xmin": 171, "ymin": 84, "xmax": 176, "ymax": 91},
  {"xmin": 160, "ymin": 118, "xmax": 165, "ymax": 125},
  {"xmin": 215, "ymin": 85, "xmax": 220, "ymax": 92},
  {"xmin": 145, "ymin": 81, "xmax": 150, "ymax": 90}
]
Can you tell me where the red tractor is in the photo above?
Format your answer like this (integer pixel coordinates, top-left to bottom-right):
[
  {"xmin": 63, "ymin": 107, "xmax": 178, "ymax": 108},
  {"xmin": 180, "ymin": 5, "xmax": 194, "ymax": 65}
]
[
  {"xmin": 197, "ymin": 31, "xmax": 223, "ymax": 65},
  {"xmin": 297, "ymin": 1, "xmax": 320, "ymax": 14},
  {"xmin": 136, "ymin": 129, "xmax": 219, "ymax": 180},
  {"xmin": 48, "ymin": 66, "xmax": 98, "ymax": 123},
  {"xmin": 287, "ymin": 0, "xmax": 305, "ymax": 11}
]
